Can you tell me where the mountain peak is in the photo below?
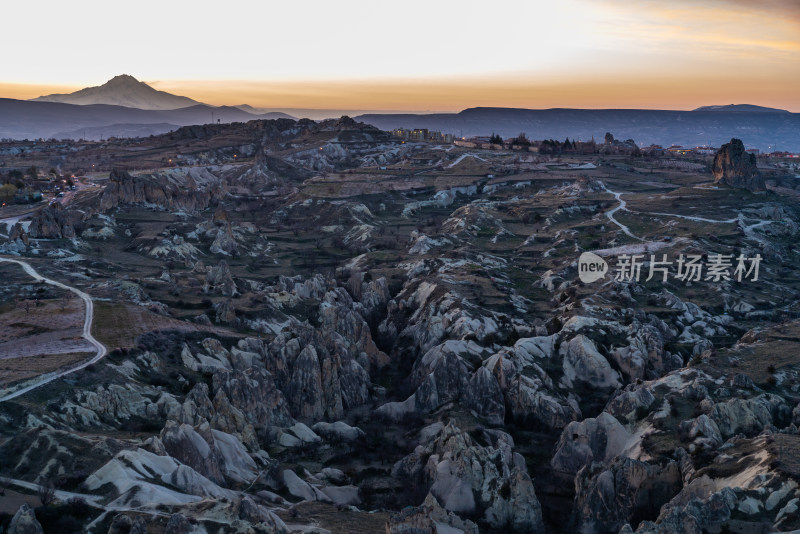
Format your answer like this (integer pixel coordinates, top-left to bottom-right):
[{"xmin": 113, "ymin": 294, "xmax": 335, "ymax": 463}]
[
  {"xmin": 30, "ymin": 75, "xmax": 202, "ymax": 111},
  {"xmin": 106, "ymin": 74, "xmax": 141, "ymax": 84}
]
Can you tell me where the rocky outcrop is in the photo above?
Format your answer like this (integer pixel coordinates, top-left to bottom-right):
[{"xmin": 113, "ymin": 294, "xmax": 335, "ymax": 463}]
[
  {"xmin": 712, "ymin": 138, "xmax": 764, "ymax": 192},
  {"xmin": 550, "ymin": 412, "xmax": 632, "ymax": 476},
  {"xmin": 214, "ymin": 299, "xmax": 237, "ymax": 324},
  {"xmin": 377, "ymin": 340, "xmax": 501, "ymax": 422},
  {"xmin": 70, "ymin": 382, "xmax": 181, "ymax": 426},
  {"xmin": 164, "ymin": 513, "xmax": 194, "ymax": 534},
  {"xmin": 160, "ymin": 421, "xmax": 226, "ymax": 485},
  {"xmin": 27, "ymin": 202, "xmax": 82, "ymax": 238},
  {"xmin": 463, "ymin": 366, "xmax": 505, "ymax": 425},
  {"xmin": 506, "ymin": 374, "xmax": 577, "ymax": 429},
  {"xmin": 210, "ymin": 368, "xmax": 293, "ymax": 438},
  {"xmin": 560, "ymin": 334, "xmax": 622, "ymax": 390},
  {"xmin": 709, "ymin": 394, "xmax": 787, "ymax": 438},
  {"xmin": 572, "ymin": 457, "xmax": 681, "ymax": 534},
  {"xmin": 108, "ymin": 514, "xmax": 148, "ymax": 534},
  {"xmin": 311, "ymin": 420, "xmax": 365, "ymax": 441},
  {"xmin": 100, "ymin": 168, "xmax": 225, "ymax": 212},
  {"xmin": 629, "ymin": 487, "xmax": 738, "ymax": 534},
  {"xmin": 393, "ymin": 421, "xmax": 545, "ymax": 533},
  {"xmin": 8, "ymin": 222, "xmax": 29, "ymax": 245},
  {"xmin": 281, "ymin": 469, "xmax": 330, "ymax": 502},
  {"xmin": 210, "ymin": 222, "xmax": 239, "ymax": 256},
  {"xmin": 205, "ymin": 260, "xmax": 237, "ymax": 297},
  {"xmin": 287, "ymin": 345, "xmax": 328, "ymax": 419},
  {"xmin": 8, "ymin": 504, "xmax": 43, "ymax": 534},
  {"xmin": 387, "ymin": 493, "xmax": 479, "ymax": 534}
]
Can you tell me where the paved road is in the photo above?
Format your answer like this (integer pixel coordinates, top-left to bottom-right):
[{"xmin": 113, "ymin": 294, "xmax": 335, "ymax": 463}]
[{"xmin": 0, "ymin": 257, "xmax": 107, "ymax": 403}]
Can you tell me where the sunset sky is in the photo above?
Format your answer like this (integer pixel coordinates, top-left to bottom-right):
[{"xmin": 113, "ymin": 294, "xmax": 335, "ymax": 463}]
[{"xmin": 1, "ymin": 0, "xmax": 798, "ymax": 111}]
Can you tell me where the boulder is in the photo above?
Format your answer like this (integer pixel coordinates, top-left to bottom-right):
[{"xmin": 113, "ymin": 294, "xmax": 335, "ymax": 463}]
[
  {"xmin": 319, "ymin": 485, "xmax": 361, "ymax": 506},
  {"xmin": 312, "ymin": 421, "xmax": 365, "ymax": 441},
  {"xmin": 281, "ymin": 469, "xmax": 330, "ymax": 502}
]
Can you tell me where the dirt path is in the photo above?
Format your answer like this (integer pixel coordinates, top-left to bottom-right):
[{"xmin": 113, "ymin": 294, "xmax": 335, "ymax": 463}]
[{"xmin": 600, "ymin": 182, "xmax": 644, "ymax": 241}]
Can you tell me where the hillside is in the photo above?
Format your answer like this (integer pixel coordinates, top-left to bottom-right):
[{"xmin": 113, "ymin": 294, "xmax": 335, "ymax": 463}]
[
  {"xmin": 356, "ymin": 106, "xmax": 800, "ymax": 151},
  {"xmin": 31, "ymin": 74, "xmax": 202, "ymax": 110},
  {"xmin": 0, "ymin": 99, "xmax": 295, "ymax": 140}
]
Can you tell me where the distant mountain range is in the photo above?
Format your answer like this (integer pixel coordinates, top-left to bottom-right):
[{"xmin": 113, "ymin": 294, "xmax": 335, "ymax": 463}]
[
  {"xmin": 692, "ymin": 104, "xmax": 789, "ymax": 113},
  {"xmin": 31, "ymin": 74, "xmax": 202, "ymax": 110},
  {"xmin": 1, "ymin": 76, "xmax": 798, "ymax": 150},
  {"xmin": 0, "ymin": 99, "xmax": 295, "ymax": 140},
  {"xmin": 0, "ymin": 76, "xmax": 298, "ymax": 140},
  {"xmin": 355, "ymin": 107, "xmax": 800, "ymax": 152}
]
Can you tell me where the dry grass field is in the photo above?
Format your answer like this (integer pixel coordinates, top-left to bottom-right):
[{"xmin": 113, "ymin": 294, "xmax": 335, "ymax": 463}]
[{"xmin": 92, "ymin": 300, "xmax": 235, "ymax": 350}]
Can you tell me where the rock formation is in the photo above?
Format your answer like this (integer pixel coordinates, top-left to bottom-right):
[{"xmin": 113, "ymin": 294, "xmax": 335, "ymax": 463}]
[
  {"xmin": 99, "ymin": 168, "xmax": 225, "ymax": 212},
  {"xmin": 8, "ymin": 504, "xmax": 43, "ymax": 534},
  {"xmin": 27, "ymin": 202, "xmax": 81, "ymax": 238},
  {"xmin": 712, "ymin": 138, "xmax": 764, "ymax": 192}
]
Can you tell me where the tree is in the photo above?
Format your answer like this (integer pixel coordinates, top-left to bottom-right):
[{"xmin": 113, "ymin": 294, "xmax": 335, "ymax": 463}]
[
  {"xmin": 512, "ymin": 133, "xmax": 531, "ymax": 147},
  {"xmin": 26, "ymin": 165, "xmax": 38, "ymax": 180},
  {"xmin": 0, "ymin": 183, "xmax": 17, "ymax": 201},
  {"xmin": 604, "ymin": 132, "xmax": 615, "ymax": 145},
  {"xmin": 38, "ymin": 480, "xmax": 56, "ymax": 506},
  {"xmin": 489, "ymin": 133, "xmax": 503, "ymax": 145}
]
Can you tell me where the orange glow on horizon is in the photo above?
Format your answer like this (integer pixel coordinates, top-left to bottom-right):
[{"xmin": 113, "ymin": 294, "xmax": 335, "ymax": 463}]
[
  {"xmin": 0, "ymin": 1, "xmax": 796, "ymax": 114},
  {"xmin": 3, "ymin": 74, "xmax": 798, "ymax": 114}
]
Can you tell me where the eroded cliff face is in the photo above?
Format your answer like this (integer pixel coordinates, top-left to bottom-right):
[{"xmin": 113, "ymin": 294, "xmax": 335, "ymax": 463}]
[
  {"xmin": 99, "ymin": 168, "xmax": 227, "ymax": 212},
  {"xmin": 712, "ymin": 138, "xmax": 765, "ymax": 192}
]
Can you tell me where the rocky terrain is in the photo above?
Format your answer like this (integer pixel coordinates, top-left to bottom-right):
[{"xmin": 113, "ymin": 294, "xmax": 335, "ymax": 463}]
[{"xmin": 1, "ymin": 117, "xmax": 799, "ymax": 533}]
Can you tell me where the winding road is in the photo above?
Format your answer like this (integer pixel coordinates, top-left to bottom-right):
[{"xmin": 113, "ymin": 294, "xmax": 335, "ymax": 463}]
[
  {"xmin": 0, "ymin": 257, "xmax": 107, "ymax": 403},
  {"xmin": 600, "ymin": 182, "xmax": 644, "ymax": 241},
  {"xmin": 599, "ymin": 181, "xmax": 773, "ymax": 250}
]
